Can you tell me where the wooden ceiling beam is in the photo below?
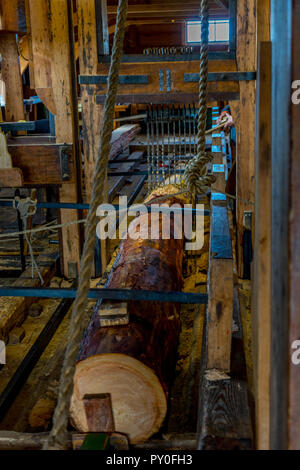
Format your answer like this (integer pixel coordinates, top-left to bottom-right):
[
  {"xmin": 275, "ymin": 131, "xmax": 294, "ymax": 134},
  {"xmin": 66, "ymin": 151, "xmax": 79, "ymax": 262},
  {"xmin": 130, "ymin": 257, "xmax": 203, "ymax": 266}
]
[{"xmin": 107, "ymin": 3, "xmax": 228, "ymax": 16}]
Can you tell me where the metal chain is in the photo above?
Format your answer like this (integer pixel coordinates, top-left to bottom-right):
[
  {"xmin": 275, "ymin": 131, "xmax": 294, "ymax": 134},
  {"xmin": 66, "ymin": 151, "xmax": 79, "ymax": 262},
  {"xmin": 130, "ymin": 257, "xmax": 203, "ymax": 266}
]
[{"xmin": 43, "ymin": 0, "xmax": 129, "ymax": 450}]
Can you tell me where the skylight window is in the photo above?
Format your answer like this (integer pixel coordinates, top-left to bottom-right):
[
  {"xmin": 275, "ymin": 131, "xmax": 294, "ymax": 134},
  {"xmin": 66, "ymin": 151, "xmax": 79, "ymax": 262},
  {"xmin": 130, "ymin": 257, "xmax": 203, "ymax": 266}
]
[{"xmin": 187, "ymin": 20, "xmax": 230, "ymax": 43}]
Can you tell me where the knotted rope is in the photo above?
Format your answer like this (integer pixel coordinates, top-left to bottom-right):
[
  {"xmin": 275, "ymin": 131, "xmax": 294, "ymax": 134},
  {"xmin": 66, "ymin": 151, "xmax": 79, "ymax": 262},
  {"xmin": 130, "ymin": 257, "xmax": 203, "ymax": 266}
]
[
  {"xmin": 184, "ymin": 0, "xmax": 216, "ymax": 195},
  {"xmin": 43, "ymin": 0, "xmax": 128, "ymax": 450}
]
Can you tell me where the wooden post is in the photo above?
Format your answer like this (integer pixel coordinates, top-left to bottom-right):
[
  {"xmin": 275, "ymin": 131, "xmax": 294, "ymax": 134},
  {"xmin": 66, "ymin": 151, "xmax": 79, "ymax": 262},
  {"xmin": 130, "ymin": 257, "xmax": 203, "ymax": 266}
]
[
  {"xmin": 235, "ymin": 0, "xmax": 256, "ymax": 278},
  {"xmin": 257, "ymin": 0, "xmax": 270, "ymax": 43},
  {"xmin": 0, "ymin": 32, "xmax": 25, "ymax": 122},
  {"xmin": 51, "ymin": 0, "xmax": 82, "ymax": 278},
  {"xmin": 77, "ymin": 0, "xmax": 107, "ymax": 272},
  {"xmin": 26, "ymin": 0, "xmax": 82, "ymax": 278},
  {"xmin": 206, "ymin": 112, "xmax": 234, "ymax": 373},
  {"xmin": 95, "ymin": 0, "xmax": 110, "ymax": 56},
  {"xmin": 252, "ymin": 41, "xmax": 271, "ymax": 450},
  {"xmin": 270, "ymin": 0, "xmax": 300, "ymax": 450},
  {"xmin": 206, "ymin": 203, "xmax": 234, "ymax": 373}
]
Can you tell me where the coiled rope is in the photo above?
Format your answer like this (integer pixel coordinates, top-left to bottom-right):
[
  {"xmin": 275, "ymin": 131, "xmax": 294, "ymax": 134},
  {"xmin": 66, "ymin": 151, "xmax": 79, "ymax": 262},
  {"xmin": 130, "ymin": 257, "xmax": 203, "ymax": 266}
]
[
  {"xmin": 184, "ymin": 0, "xmax": 216, "ymax": 195},
  {"xmin": 43, "ymin": 0, "xmax": 129, "ymax": 450}
]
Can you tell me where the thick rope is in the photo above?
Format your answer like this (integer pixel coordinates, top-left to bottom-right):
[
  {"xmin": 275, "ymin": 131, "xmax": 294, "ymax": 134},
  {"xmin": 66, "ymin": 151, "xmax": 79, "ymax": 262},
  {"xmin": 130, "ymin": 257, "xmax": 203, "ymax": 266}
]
[
  {"xmin": 184, "ymin": 0, "xmax": 216, "ymax": 195},
  {"xmin": 44, "ymin": 0, "xmax": 128, "ymax": 450}
]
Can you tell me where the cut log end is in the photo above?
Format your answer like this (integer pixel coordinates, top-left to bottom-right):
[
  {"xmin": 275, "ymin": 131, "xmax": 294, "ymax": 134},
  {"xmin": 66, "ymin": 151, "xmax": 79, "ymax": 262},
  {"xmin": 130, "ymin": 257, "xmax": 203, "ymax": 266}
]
[{"xmin": 70, "ymin": 354, "xmax": 167, "ymax": 444}]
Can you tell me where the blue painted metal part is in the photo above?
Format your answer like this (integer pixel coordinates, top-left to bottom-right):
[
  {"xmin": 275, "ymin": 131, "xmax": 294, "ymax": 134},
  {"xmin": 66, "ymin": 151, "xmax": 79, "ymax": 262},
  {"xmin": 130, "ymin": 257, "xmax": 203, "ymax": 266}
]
[
  {"xmin": 184, "ymin": 72, "xmax": 257, "ymax": 83},
  {"xmin": 24, "ymin": 96, "xmax": 42, "ymax": 106},
  {"xmin": 0, "ymin": 287, "xmax": 208, "ymax": 304},
  {"xmin": 0, "ymin": 119, "xmax": 50, "ymax": 133},
  {"xmin": 79, "ymin": 75, "xmax": 149, "ymax": 85},
  {"xmin": 0, "ymin": 200, "xmax": 210, "ymax": 215},
  {"xmin": 211, "ymin": 204, "xmax": 233, "ymax": 259}
]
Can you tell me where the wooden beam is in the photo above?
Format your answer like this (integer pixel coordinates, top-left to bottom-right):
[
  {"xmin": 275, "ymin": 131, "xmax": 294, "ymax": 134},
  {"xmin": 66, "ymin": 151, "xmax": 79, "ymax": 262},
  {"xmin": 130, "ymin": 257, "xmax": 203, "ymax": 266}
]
[
  {"xmin": 78, "ymin": 0, "xmax": 105, "ymax": 201},
  {"xmin": 235, "ymin": 0, "xmax": 256, "ymax": 277},
  {"xmin": 77, "ymin": 0, "xmax": 107, "ymax": 273},
  {"xmin": 107, "ymin": 3, "xmax": 228, "ymax": 17},
  {"xmin": 256, "ymin": 0, "xmax": 270, "ymax": 43},
  {"xmin": 26, "ymin": 0, "xmax": 53, "ymax": 89},
  {"xmin": 0, "ymin": 168, "xmax": 23, "ymax": 187},
  {"xmin": 0, "ymin": 32, "xmax": 25, "ymax": 122},
  {"xmin": 108, "ymin": 19, "xmax": 186, "ymax": 36},
  {"xmin": 252, "ymin": 41, "xmax": 271, "ymax": 450},
  {"xmin": 0, "ymin": 0, "xmax": 27, "ymax": 33},
  {"xmin": 198, "ymin": 377, "xmax": 252, "ymax": 450},
  {"xmin": 24, "ymin": 0, "xmax": 35, "ymax": 86},
  {"xmin": 269, "ymin": 0, "xmax": 292, "ymax": 450},
  {"xmin": 206, "ymin": 203, "xmax": 234, "ymax": 372},
  {"xmin": 7, "ymin": 144, "xmax": 75, "ymax": 185},
  {"xmin": 95, "ymin": 60, "xmax": 238, "ymax": 98},
  {"xmin": 26, "ymin": 0, "xmax": 82, "ymax": 278},
  {"xmin": 95, "ymin": 92, "xmax": 239, "ymax": 104},
  {"xmin": 95, "ymin": 0, "xmax": 109, "ymax": 55}
]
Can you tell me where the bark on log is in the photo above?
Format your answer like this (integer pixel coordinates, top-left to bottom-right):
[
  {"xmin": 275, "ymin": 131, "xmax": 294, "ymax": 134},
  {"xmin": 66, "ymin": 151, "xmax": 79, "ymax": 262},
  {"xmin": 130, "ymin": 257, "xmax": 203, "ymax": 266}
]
[{"xmin": 70, "ymin": 186, "xmax": 187, "ymax": 444}]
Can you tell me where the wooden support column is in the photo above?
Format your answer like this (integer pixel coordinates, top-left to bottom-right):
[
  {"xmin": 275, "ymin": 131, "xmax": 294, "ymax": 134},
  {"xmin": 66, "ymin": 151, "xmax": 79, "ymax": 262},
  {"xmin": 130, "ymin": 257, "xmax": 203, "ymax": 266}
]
[
  {"xmin": 0, "ymin": 32, "xmax": 25, "ymax": 122},
  {"xmin": 77, "ymin": 0, "xmax": 107, "ymax": 272},
  {"xmin": 206, "ymin": 203, "xmax": 234, "ymax": 373},
  {"xmin": 51, "ymin": 0, "xmax": 82, "ymax": 278},
  {"xmin": 270, "ymin": 0, "xmax": 300, "ymax": 450},
  {"xmin": 26, "ymin": 0, "xmax": 82, "ymax": 277},
  {"xmin": 252, "ymin": 41, "xmax": 271, "ymax": 451},
  {"xmin": 251, "ymin": 0, "xmax": 271, "ymax": 452},
  {"xmin": 288, "ymin": 0, "xmax": 300, "ymax": 450},
  {"xmin": 207, "ymin": 112, "xmax": 233, "ymax": 372},
  {"xmin": 257, "ymin": 0, "xmax": 270, "ymax": 44},
  {"xmin": 0, "ymin": 0, "xmax": 26, "ymax": 33},
  {"xmin": 235, "ymin": 0, "xmax": 256, "ymax": 278},
  {"xmin": 95, "ymin": 0, "xmax": 110, "ymax": 56}
]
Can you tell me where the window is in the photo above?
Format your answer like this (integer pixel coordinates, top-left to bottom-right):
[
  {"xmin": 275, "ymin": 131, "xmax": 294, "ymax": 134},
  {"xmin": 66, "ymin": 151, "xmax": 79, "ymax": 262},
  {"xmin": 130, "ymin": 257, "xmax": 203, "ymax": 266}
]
[{"xmin": 186, "ymin": 20, "xmax": 230, "ymax": 44}]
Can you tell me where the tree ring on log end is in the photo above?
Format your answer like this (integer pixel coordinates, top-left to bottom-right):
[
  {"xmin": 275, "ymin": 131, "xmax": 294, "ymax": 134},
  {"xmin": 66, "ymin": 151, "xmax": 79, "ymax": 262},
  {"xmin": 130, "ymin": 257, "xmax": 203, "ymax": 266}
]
[{"xmin": 70, "ymin": 353, "xmax": 167, "ymax": 444}]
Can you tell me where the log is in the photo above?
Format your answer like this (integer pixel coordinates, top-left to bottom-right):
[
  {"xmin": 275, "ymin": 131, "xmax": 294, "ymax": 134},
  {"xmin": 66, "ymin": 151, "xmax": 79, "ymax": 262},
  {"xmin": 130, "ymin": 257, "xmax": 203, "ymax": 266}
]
[{"xmin": 70, "ymin": 186, "xmax": 188, "ymax": 444}]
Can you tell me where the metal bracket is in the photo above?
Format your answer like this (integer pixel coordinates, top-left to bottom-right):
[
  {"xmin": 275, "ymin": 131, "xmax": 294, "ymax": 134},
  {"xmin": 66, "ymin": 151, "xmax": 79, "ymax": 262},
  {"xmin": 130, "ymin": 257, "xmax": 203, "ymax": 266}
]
[
  {"xmin": 59, "ymin": 145, "xmax": 72, "ymax": 181},
  {"xmin": 243, "ymin": 211, "xmax": 253, "ymax": 231},
  {"xmin": 79, "ymin": 75, "xmax": 149, "ymax": 85}
]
